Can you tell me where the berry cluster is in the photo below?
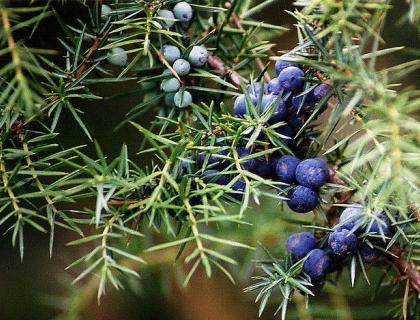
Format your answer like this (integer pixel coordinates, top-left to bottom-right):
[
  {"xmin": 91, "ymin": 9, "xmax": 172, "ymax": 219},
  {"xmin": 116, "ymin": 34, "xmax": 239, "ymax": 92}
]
[
  {"xmin": 286, "ymin": 204, "xmax": 393, "ymax": 290},
  {"xmin": 157, "ymin": 2, "xmax": 210, "ymax": 109},
  {"xmin": 160, "ymin": 43, "xmax": 208, "ymax": 108},
  {"xmin": 182, "ymin": 56, "xmax": 332, "ymax": 209}
]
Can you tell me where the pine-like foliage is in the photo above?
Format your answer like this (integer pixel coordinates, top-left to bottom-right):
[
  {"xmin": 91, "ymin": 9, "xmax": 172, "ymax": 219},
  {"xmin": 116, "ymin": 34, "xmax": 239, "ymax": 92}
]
[{"xmin": 0, "ymin": 0, "xmax": 419, "ymax": 319}]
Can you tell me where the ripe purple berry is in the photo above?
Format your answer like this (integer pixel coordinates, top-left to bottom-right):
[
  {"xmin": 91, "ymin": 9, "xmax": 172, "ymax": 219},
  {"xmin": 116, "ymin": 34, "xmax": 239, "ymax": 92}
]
[
  {"xmin": 230, "ymin": 178, "xmax": 246, "ymax": 199},
  {"xmin": 287, "ymin": 185, "xmax": 318, "ymax": 213},
  {"xmin": 252, "ymin": 156, "xmax": 275, "ymax": 178},
  {"xmin": 233, "ymin": 94, "xmax": 256, "ymax": 117},
  {"xmin": 173, "ymin": 2, "xmax": 193, "ymax": 22},
  {"xmin": 275, "ymin": 155, "xmax": 300, "ymax": 183},
  {"xmin": 188, "ymin": 45, "xmax": 208, "ymax": 67},
  {"xmin": 237, "ymin": 147, "xmax": 256, "ymax": 171},
  {"xmin": 247, "ymin": 82, "xmax": 266, "ymax": 96},
  {"xmin": 278, "ymin": 66, "xmax": 304, "ymax": 91},
  {"xmin": 359, "ymin": 243, "xmax": 381, "ymax": 263},
  {"xmin": 201, "ymin": 169, "xmax": 228, "ymax": 185},
  {"xmin": 197, "ymin": 148, "xmax": 228, "ymax": 169},
  {"xmin": 295, "ymin": 158, "xmax": 329, "ymax": 189},
  {"xmin": 274, "ymin": 55, "xmax": 298, "ymax": 76},
  {"xmin": 313, "ymin": 84, "xmax": 330, "ymax": 101},
  {"xmin": 303, "ymin": 249, "xmax": 330, "ymax": 279},
  {"xmin": 275, "ymin": 125, "xmax": 295, "ymax": 146},
  {"xmin": 366, "ymin": 212, "xmax": 392, "ymax": 244},
  {"xmin": 261, "ymin": 95, "xmax": 287, "ymax": 123},
  {"xmin": 286, "ymin": 232, "xmax": 316, "ymax": 259},
  {"xmin": 338, "ymin": 204, "xmax": 364, "ymax": 233},
  {"xmin": 328, "ymin": 229, "xmax": 357, "ymax": 257},
  {"xmin": 266, "ymin": 77, "xmax": 282, "ymax": 95}
]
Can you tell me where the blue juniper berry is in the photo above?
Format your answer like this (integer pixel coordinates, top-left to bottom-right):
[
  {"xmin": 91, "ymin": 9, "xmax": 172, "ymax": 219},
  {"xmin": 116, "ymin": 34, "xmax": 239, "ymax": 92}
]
[
  {"xmin": 286, "ymin": 232, "xmax": 317, "ymax": 259},
  {"xmin": 295, "ymin": 158, "xmax": 329, "ymax": 189},
  {"xmin": 303, "ymin": 249, "xmax": 330, "ymax": 279},
  {"xmin": 287, "ymin": 185, "xmax": 318, "ymax": 213},
  {"xmin": 275, "ymin": 155, "xmax": 300, "ymax": 183}
]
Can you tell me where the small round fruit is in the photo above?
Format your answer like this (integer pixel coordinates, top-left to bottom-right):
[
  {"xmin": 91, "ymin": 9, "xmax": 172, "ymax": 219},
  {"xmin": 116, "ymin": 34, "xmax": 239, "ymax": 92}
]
[
  {"xmin": 360, "ymin": 243, "xmax": 381, "ymax": 264},
  {"xmin": 174, "ymin": 90, "xmax": 192, "ymax": 108},
  {"xmin": 287, "ymin": 186, "xmax": 318, "ymax": 213},
  {"xmin": 161, "ymin": 78, "xmax": 181, "ymax": 93},
  {"xmin": 338, "ymin": 204, "xmax": 364, "ymax": 232},
  {"xmin": 286, "ymin": 113, "xmax": 303, "ymax": 130},
  {"xmin": 275, "ymin": 125, "xmax": 295, "ymax": 146},
  {"xmin": 291, "ymin": 93, "xmax": 316, "ymax": 113},
  {"xmin": 278, "ymin": 66, "xmax": 304, "ymax": 91},
  {"xmin": 233, "ymin": 94, "xmax": 256, "ymax": 116},
  {"xmin": 188, "ymin": 45, "xmax": 208, "ymax": 67},
  {"xmin": 303, "ymin": 249, "xmax": 330, "ymax": 279},
  {"xmin": 266, "ymin": 77, "xmax": 282, "ymax": 95},
  {"xmin": 313, "ymin": 84, "xmax": 330, "ymax": 101},
  {"xmin": 275, "ymin": 55, "xmax": 298, "ymax": 76},
  {"xmin": 173, "ymin": 1, "xmax": 193, "ymax": 22},
  {"xmin": 252, "ymin": 156, "xmax": 276, "ymax": 178},
  {"xmin": 261, "ymin": 94, "xmax": 287, "ymax": 123},
  {"xmin": 101, "ymin": 4, "xmax": 112, "ymax": 20},
  {"xmin": 230, "ymin": 178, "xmax": 246, "ymax": 199},
  {"xmin": 197, "ymin": 147, "xmax": 228, "ymax": 169},
  {"xmin": 173, "ymin": 58, "xmax": 191, "ymax": 76},
  {"xmin": 366, "ymin": 212, "xmax": 392, "ymax": 244},
  {"xmin": 162, "ymin": 45, "xmax": 181, "ymax": 64},
  {"xmin": 286, "ymin": 232, "xmax": 316, "ymax": 259},
  {"xmin": 107, "ymin": 47, "xmax": 128, "ymax": 66},
  {"xmin": 247, "ymin": 82, "xmax": 266, "ymax": 96},
  {"xmin": 237, "ymin": 147, "xmax": 256, "ymax": 171},
  {"xmin": 295, "ymin": 158, "xmax": 329, "ymax": 189},
  {"xmin": 275, "ymin": 155, "xmax": 300, "ymax": 183},
  {"xmin": 201, "ymin": 169, "xmax": 228, "ymax": 185},
  {"xmin": 164, "ymin": 93, "xmax": 176, "ymax": 107},
  {"xmin": 328, "ymin": 229, "xmax": 357, "ymax": 257},
  {"xmin": 158, "ymin": 9, "xmax": 175, "ymax": 28}
]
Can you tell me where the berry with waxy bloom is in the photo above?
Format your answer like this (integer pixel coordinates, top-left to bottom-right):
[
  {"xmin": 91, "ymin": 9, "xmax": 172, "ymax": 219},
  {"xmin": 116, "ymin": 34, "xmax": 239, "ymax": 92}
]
[
  {"xmin": 303, "ymin": 249, "xmax": 330, "ymax": 279},
  {"xmin": 173, "ymin": 2, "xmax": 193, "ymax": 22},
  {"xmin": 188, "ymin": 45, "xmax": 209, "ymax": 67},
  {"xmin": 278, "ymin": 66, "xmax": 305, "ymax": 91},
  {"xmin": 286, "ymin": 232, "xmax": 317, "ymax": 259},
  {"xmin": 295, "ymin": 158, "xmax": 329, "ymax": 189},
  {"xmin": 174, "ymin": 90, "xmax": 192, "ymax": 108},
  {"xmin": 107, "ymin": 47, "xmax": 128, "ymax": 66},
  {"xmin": 275, "ymin": 155, "xmax": 300, "ymax": 183},
  {"xmin": 162, "ymin": 45, "xmax": 181, "ymax": 64},
  {"xmin": 287, "ymin": 185, "xmax": 318, "ymax": 213},
  {"xmin": 173, "ymin": 59, "xmax": 191, "ymax": 76},
  {"xmin": 328, "ymin": 229, "xmax": 358, "ymax": 257}
]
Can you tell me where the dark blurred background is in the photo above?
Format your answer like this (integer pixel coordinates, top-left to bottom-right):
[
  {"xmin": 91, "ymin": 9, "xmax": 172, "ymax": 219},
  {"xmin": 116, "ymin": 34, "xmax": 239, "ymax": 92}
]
[{"xmin": 0, "ymin": 1, "xmax": 418, "ymax": 319}]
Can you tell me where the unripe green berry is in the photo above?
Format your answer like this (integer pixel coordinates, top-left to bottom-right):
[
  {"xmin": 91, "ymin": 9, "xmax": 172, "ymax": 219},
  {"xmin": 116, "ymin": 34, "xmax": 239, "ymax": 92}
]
[
  {"xmin": 173, "ymin": 59, "xmax": 191, "ymax": 76},
  {"xmin": 161, "ymin": 78, "xmax": 181, "ymax": 93},
  {"xmin": 162, "ymin": 45, "xmax": 181, "ymax": 64},
  {"xmin": 173, "ymin": 2, "xmax": 193, "ymax": 22},
  {"xmin": 188, "ymin": 45, "xmax": 208, "ymax": 67},
  {"xmin": 107, "ymin": 47, "xmax": 127, "ymax": 66},
  {"xmin": 165, "ymin": 93, "xmax": 176, "ymax": 107},
  {"xmin": 158, "ymin": 10, "xmax": 175, "ymax": 28},
  {"xmin": 174, "ymin": 90, "xmax": 192, "ymax": 108},
  {"xmin": 101, "ymin": 4, "xmax": 112, "ymax": 20}
]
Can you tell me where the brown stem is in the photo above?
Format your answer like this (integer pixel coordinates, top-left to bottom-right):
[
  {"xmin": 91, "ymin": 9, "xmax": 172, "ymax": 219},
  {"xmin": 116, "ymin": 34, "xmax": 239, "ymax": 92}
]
[
  {"xmin": 207, "ymin": 54, "xmax": 241, "ymax": 89},
  {"xmin": 387, "ymin": 245, "xmax": 420, "ymax": 293}
]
